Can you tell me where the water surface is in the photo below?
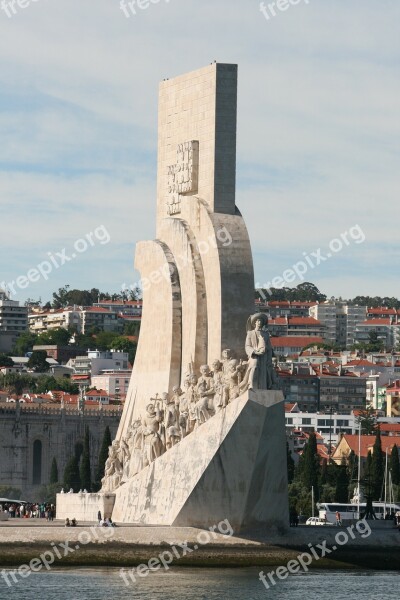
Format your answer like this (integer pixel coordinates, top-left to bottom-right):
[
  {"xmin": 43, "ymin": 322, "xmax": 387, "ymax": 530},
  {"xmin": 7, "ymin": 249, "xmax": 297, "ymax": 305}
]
[{"xmin": 0, "ymin": 568, "xmax": 399, "ymax": 600}]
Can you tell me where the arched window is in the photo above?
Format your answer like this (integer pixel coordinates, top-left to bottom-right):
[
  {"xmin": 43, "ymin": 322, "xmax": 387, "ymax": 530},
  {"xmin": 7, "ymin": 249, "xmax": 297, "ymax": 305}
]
[{"xmin": 32, "ymin": 440, "xmax": 42, "ymax": 485}]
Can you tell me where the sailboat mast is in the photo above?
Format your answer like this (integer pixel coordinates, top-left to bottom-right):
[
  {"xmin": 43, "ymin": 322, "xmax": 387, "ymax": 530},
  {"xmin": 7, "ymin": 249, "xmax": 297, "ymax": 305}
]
[
  {"xmin": 357, "ymin": 422, "xmax": 361, "ymax": 518},
  {"xmin": 384, "ymin": 449, "xmax": 388, "ymax": 516}
]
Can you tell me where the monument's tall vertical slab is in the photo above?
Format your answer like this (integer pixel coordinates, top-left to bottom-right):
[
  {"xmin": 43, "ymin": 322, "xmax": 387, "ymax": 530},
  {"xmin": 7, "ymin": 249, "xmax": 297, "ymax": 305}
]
[
  {"xmin": 57, "ymin": 64, "xmax": 289, "ymax": 532},
  {"xmin": 157, "ymin": 63, "xmax": 237, "ymax": 220},
  {"xmin": 118, "ymin": 64, "xmax": 255, "ymax": 438}
]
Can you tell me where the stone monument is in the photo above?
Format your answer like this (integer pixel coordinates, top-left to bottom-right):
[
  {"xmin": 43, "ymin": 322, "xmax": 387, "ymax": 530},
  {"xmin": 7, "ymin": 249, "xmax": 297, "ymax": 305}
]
[{"xmin": 57, "ymin": 64, "xmax": 289, "ymax": 532}]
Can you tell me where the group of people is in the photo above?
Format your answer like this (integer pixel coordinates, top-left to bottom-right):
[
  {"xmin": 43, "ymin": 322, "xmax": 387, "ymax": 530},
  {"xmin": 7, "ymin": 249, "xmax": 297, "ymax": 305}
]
[
  {"xmin": 101, "ymin": 313, "xmax": 280, "ymax": 492},
  {"xmin": 97, "ymin": 511, "xmax": 116, "ymax": 527},
  {"xmin": 0, "ymin": 502, "xmax": 55, "ymax": 520},
  {"xmin": 102, "ymin": 349, "xmax": 249, "ymax": 492}
]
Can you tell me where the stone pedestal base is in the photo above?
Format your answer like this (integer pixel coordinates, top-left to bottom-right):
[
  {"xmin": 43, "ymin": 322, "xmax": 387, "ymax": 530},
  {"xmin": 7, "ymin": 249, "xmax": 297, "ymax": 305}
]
[
  {"xmin": 56, "ymin": 492, "xmax": 115, "ymax": 522},
  {"xmin": 112, "ymin": 389, "xmax": 289, "ymax": 532}
]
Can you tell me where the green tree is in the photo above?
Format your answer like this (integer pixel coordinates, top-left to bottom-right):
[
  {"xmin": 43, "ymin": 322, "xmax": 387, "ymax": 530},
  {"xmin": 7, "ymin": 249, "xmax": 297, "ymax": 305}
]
[
  {"xmin": 12, "ymin": 331, "xmax": 38, "ymax": 356},
  {"xmin": 123, "ymin": 321, "xmax": 141, "ymax": 336},
  {"xmin": 356, "ymin": 405, "xmax": 377, "ymax": 435},
  {"xmin": 63, "ymin": 456, "xmax": 81, "ymax": 492},
  {"xmin": 27, "ymin": 350, "xmax": 49, "ymax": 373},
  {"xmin": 74, "ymin": 441, "xmax": 84, "ymax": 462},
  {"xmin": 335, "ymin": 461, "xmax": 350, "ymax": 503},
  {"xmin": 0, "ymin": 354, "xmax": 14, "ymax": 367},
  {"xmin": 286, "ymin": 442, "xmax": 295, "ymax": 484},
  {"xmin": 36, "ymin": 327, "xmax": 71, "ymax": 346},
  {"xmin": 93, "ymin": 331, "xmax": 119, "ymax": 351},
  {"xmin": 50, "ymin": 457, "xmax": 59, "ymax": 484},
  {"xmin": 299, "ymin": 433, "xmax": 320, "ymax": 500},
  {"xmin": 0, "ymin": 373, "xmax": 36, "ymax": 395},
  {"xmin": 37, "ymin": 483, "xmax": 62, "ymax": 504},
  {"xmin": 51, "ymin": 286, "xmax": 117, "ymax": 309},
  {"xmin": 255, "ymin": 282, "xmax": 327, "ymax": 303},
  {"xmin": 371, "ymin": 429, "xmax": 384, "ymax": 500},
  {"xmin": 80, "ymin": 426, "xmax": 92, "ymax": 492},
  {"xmin": 288, "ymin": 481, "xmax": 314, "ymax": 519},
  {"xmin": 112, "ymin": 336, "xmax": 137, "ymax": 364},
  {"xmin": 35, "ymin": 375, "xmax": 79, "ymax": 395},
  {"xmin": 94, "ymin": 426, "xmax": 112, "ymax": 491},
  {"xmin": 0, "ymin": 485, "xmax": 21, "ymax": 499},
  {"xmin": 390, "ymin": 444, "xmax": 400, "ymax": 486}
]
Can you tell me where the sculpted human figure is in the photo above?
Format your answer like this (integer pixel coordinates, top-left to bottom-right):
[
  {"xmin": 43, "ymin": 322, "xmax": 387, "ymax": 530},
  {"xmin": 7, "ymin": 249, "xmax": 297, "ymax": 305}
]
[
  {"xmin": 120, "ymin": 430, "xmax": 133, "ymax": 482},
  {"xmin": 187, "ymin": 374, "xmax": 198, "ymax": 434},
  {"xmin": 164, "ymin": 392, "xmax": 180, "ymax": 449},
  {"xmin": 141, "ymin": 402, "xmax": 165, "ymax": 467},
  {"xmin": 212, "ymin": 359, "xmax": 225, "ymax": 411},
  {"xmin": 172, "ymin": 385, "xmax": 183, "ymax": 411},
  {"xmin": 128, "ymin": 419, "xmax": 144, "ymax": 477},
  {"xmin": 225, "ymin": 358, "xmax": 243, "ymax": 402},
  {"xmin": 178, "ymin": 380, "xmax": 190, "ymax": 438},
  {"xmin": 101, "ymin": 441, "xmax": 123, "ymax": 492},
  {"xmin": 241, "ymin": 313, "xmax": 279, "ymax": 391},
  {"xmin": 196, "ymin": 364, "xmax": 214, "ymax": 421},
  {"xmin": 221, "ymin": 349, "xmax": 235, "ymax": 406}
]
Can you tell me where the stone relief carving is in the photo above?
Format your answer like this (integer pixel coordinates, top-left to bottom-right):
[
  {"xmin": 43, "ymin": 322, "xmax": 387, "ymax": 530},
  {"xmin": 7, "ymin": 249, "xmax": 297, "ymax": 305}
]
[
  {"xmin": 101, "ymin": 314, "xmax": 279, "ymax": 491},
  {"xmin": 166, "ymin": 140, "xmax": 199, "ymax": 215}
]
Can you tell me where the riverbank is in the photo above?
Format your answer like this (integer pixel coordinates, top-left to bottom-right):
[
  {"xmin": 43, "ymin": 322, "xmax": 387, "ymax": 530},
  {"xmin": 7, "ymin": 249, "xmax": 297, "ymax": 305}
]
[{"xmin": 0, "ymin": 522, "xmax": 399, "ymax": 570}]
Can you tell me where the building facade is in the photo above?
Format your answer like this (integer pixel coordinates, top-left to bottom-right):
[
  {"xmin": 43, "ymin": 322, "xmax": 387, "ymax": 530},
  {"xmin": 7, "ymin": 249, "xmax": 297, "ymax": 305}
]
[
  {"xmin": 0, "ymin": 402, "xmax": 121, "ymax": 498},
  {"xmin": 0, "ymin": 291, "xmax": 28, "ymax": 352}
]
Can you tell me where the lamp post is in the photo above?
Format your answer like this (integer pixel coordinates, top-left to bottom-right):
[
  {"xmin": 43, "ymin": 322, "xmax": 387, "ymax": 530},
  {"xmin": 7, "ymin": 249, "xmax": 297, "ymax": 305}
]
[{"xmin": 326, "ymin": 404, "xmax": 333, "ymax": 461}]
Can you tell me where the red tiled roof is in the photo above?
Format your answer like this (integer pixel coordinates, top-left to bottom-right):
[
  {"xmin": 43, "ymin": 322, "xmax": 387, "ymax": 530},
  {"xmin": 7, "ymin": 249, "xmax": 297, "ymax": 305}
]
[
  {"xmin": 368, "ymin": 308, "xmax": 398, "ymax": 315},
  {"xmin": 271, "ymin": 336, "xmax": 324, "ymax": 348},
  {"xmin": 360, "ymin": 319, "xmax": 392, "ymax": 326},
  {"xmin": 95, "ymin": 300, "xmax": 142, "ymax": 306},
  {"xmin": 346, "ymin": 359, "xmax": 376, "ymax": 367},
  {"xmin": 288, "ymin": 317, "xmax": 321, "ymax": 326},
  {"xmin": 269, "ymin": 318, "xmax": 288, "ymax": 325},
  {"xmin": 379, "ymin": 423, "xmax": 400, "ymax": 434},
  {"xmin": 338, "ymin": 434, "xmax": 398, "ymax": 458}
]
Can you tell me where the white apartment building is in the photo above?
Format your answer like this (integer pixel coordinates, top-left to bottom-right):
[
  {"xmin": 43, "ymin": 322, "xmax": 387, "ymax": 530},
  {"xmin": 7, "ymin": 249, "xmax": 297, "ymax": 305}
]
[
  {"xmin": 309, "ymin": 302, "xmax": 366, "ymax": 348},
  {"xmin": 29, "ymin": 306, "xmax": 123, "ymax": 335},
  {"xmin": 0, "ymin": 290, "xmax": 28, "ymax": 352},
  {"xmin": 67, "ymin": 350, "xmax": 129, "ymax": 377},
  {"xmin": 91, "ymin": 370, "xmax": 132, "ymax": 399}
]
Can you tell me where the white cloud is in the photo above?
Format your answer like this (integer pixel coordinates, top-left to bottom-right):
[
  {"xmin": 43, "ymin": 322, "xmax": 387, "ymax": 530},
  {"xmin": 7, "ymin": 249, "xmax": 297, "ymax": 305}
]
[{"xmin": 0, "ymin": 0, "xmax": 399, "ymax": 301}]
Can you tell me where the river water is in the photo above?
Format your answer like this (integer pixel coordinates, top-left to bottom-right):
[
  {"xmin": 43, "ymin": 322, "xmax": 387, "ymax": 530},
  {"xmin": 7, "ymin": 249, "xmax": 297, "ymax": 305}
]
[{"xmin": 0, "ymin": 568, "xmax": 398, "ymax": 600}]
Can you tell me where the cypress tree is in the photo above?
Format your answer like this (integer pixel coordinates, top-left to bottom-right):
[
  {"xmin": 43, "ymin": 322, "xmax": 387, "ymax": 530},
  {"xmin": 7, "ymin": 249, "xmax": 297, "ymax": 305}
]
[
  {"xmin": 335, "ymin": 461, "xmax": 350, "ymax": 503},
  {"xmin": 300, "ymin": 432, "xmax": 320, "ymax": 500},
  {"xmin": 74, "ymin": 441, "xmax": 84, "ymax": 461},
  {"xmin": 94, "ymin": 426, "xmax": 112, "ymax": 491},
  {"xmin": 286, "ymin": 441, "xmax": 295, "ymax": 484},
  {"xmin": 390, "ymin": 444, "xmax": 400, "ymax": 486},
  {"xmin": 320, "ymin": 459, "xmax": 328, "ymax": 486},
  {"xmin": 371, "ymin": 428, "xmax": 384, "ymax": 500},
  {"xmin": 80, "ymin": 426, "xmax": 92, "ymax": 492},
  {"xmin": 50, "ymin": 457, "xmax": 59, "ymax": 484},
  {"xmin": 63, "ymin": 456, "xmax": 81, "ymax": 492}
]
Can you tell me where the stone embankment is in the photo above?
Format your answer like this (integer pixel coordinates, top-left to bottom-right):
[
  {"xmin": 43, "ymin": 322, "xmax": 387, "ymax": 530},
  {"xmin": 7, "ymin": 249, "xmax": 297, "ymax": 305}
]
[{"xmin": 0, "ymin": 522, "xmax": 399, "ymax": 569}]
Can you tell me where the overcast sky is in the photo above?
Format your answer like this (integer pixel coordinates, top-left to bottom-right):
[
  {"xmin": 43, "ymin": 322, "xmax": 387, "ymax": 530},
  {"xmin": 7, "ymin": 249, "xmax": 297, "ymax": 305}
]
[{"xmin": 0, "ymin": 0, "xmax": 399, "ymax": 303}]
